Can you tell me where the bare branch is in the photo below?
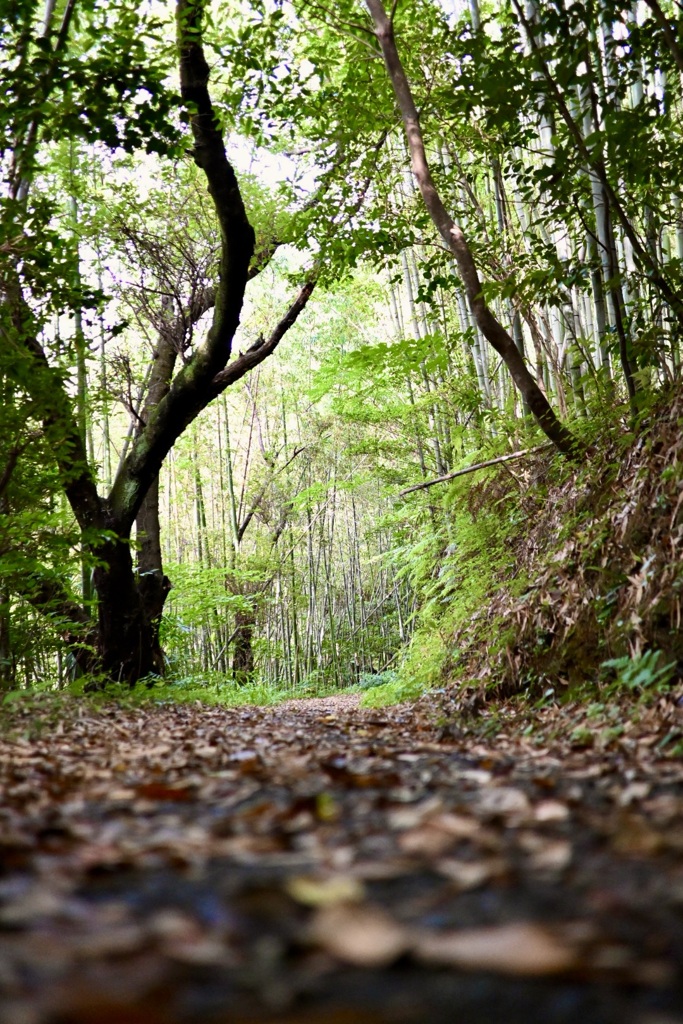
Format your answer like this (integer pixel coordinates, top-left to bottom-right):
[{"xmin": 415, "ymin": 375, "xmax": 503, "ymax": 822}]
[
  {"xmin": 400, "ymin": 445, "xmax": 554, "ymax": 496},
  {"xmin": 237, "ymin": 444, "xmax": 309, "ymax": 542}
]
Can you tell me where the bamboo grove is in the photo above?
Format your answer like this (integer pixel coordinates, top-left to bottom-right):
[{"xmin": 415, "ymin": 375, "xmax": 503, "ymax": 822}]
[{"xmin": 1, "ymin": 0, "xmax": 682, "ymax": 690}]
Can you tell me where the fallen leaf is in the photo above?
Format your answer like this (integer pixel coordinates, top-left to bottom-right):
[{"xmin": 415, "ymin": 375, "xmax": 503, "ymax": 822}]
[
  {"xmin": 398, "ymin": 824, "xmax": 457, "ymax": 857},
  {"xmin": 518, "ymin": 832, "xmax": 573, "ymax": 871},
  {"xmin": 414, "ymin": 921, "xmax": 579, "ymax": 975},
  {"xmin": 0, "ymin": 884, "xmax": 65, "ymax": 925},
  {"xmin": 286, "ymin": 875, "xmax": 365, "ymax": 907},
  {"xmin": 436, "ymin": 857, "xmax": 503, "ymax": 889},
  {"xmin": 308, "ymin": 903, "xmax": 408, "ymax": 967},
  {"xmin": 534, "ymin": 799, "xmax": 570, "ymax": 822},
  {"xmin": 134, "ymin": 783, "xmax": 193, "ymax": 803},
  {"xmin": 477, "ymin": 787, "xmax": 531, "ymax": 818}
]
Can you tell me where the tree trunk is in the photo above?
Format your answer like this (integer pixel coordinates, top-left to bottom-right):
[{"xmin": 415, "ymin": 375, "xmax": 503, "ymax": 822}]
[
  {"xmin": 0, "ymin": 586, "xmax": 14, "ymax": 691},
  {"xmin": 132, "ymin": 287, "xmax": 216, "ymax": 677},
  {"xmin": 4, "ymin": 0, "xmax": 314, "ymax": 688},
  {"xmin": 364, "ymin": 0, "xmax": 581, "ymax": 458},
  {"xmin": 232, "ymin": 606, "xmax": 255, "ymax": 684},
  {"xmin": 136, "ymin": 474, "xmax": 171, "ymax": 676},
  {"xmin": 93, "ymin": 536, "xmax": 158, "ymax": 684}
]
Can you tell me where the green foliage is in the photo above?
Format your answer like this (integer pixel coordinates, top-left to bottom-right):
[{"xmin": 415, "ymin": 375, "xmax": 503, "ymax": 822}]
[
  {"xmin": 600, "ymin": 649, "xmax": 676, "ymax": 697},
  {"xmin": 361, "ymin": 631, "xmax": 448, "ymax": 706},
  {"xmin": 4, "ymin": 0, "xmax": 683, "ymax": 698},
  {"xmin": 357, "ymin": 669, "xmax": 398, "ymax": 691},
  {"xmin": 120, "ymin": 673, "xmax": 294, "ymax": 707},
  {"xmin": 23, "ymin": 668, "xmax": 354, "ymax": 708},
  {"xmin": 1, "ymin": 0, "xmax": 180, "ymax": 167},
  {"xmin": 312, "ymin": 332, "xmax": 450, "ymax": 404},
  {"xmin": 366, "ymin": 450, "xmax": 524, "ymax": 706},
  {"xmin": 164, "ymin": 564, "xmax": 250, "ymax": 628}
]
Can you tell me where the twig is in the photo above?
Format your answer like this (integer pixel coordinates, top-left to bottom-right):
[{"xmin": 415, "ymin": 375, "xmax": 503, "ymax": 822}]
[{"xmin": 399, "ymin": 444, "xmax": 554, "ymax": 496}]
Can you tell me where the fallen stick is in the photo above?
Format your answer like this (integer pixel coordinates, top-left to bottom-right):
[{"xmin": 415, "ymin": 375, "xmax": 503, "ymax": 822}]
[{"xmin": 399, "ymin": 443, "xmax": 554, "ymax": 496}]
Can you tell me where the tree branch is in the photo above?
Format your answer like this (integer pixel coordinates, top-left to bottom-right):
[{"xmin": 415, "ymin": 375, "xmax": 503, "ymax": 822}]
[
  {"xmin": 641, "ymin": 0, "xmax": 683, "ymax": 76},
  {"xmin": 400, "ymin": 445, "xmax": 553, "ymax": 496},
  {"xmin": 0, "ymin": 446, "xmax": 24, "ymax": 502},
  {"xmin": 0, "ymin": 428, "xmax": 42, "ymax": 501},
  {"xmin": 209, "ymin": 277, "xmax": 317, "ymax": 399},
  {"xmin": 175, "ymin": 0, "xmax": 255, "ymax": 378},
  {"xmin": 236, "ymin": 444, "xmax": 308, "ymax": 542},
  {"xmin": 300, "ymin": 0, "xmax": 381, "ymax": 53},
  {"xmin": 22, "ymin": 568, "xmax": 94, "ymax": 659}
]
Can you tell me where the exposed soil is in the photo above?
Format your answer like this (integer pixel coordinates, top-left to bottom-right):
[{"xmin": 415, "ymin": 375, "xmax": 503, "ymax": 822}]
[
  {"xmin": 278, "ymin": 693, "xmax": 362, "ymax": 714},
  {"xmin": 2, "ymin": 694, "xmax": 683, "ymax": 1023}
]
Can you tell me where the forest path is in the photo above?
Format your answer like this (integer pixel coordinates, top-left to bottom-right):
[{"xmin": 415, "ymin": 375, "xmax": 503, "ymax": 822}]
[{"xmin": 1, "ymin": 696, "xmax": 683, "ymax": 1023}]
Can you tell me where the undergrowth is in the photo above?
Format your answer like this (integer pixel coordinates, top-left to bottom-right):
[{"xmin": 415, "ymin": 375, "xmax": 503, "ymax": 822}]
[
  {"xmin": 369, "ymin": 386, "xmax": 683, "ymax": 713},
  {"xmin": 2, "ymin": 669, "xmax": 356, "ymax": 714},
  {"xmin": 7, "ymin": 390, "xmax": 682, "ymax": 717},
  {"xmin": 363, "ymin": 445, "xmax": 526, "ymax": 707}
]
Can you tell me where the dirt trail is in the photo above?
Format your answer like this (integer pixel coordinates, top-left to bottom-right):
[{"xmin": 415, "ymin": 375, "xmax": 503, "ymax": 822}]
[
  {"xmin": 1, "ymin": 695, "xmax": 683, "ymax": 1023},
  {"xmin": 278, "ymin": 692, "xmax": 362, "ymax": 714}
]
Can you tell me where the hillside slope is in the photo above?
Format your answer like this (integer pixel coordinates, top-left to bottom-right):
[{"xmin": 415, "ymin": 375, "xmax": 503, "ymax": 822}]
[{"xmin": 423, "ymin": 389, "xmax": 683, "ymax": 706}]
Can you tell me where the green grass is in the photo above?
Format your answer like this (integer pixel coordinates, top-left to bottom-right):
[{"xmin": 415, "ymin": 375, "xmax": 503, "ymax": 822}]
[{"xmin": 2, "ymin": 669, "xmax": 359, "ymax": 713}]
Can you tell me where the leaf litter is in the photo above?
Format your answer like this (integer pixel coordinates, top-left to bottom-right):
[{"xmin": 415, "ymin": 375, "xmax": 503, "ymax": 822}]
[{"xmin": 1, "ymin": 694, "xmax": 683, "ymax": 1022}]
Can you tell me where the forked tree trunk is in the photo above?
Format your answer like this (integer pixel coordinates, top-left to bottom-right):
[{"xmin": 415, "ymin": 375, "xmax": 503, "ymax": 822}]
[{"xmin": 5, "ymin": 0, "xmax": 315, "ymax": 687}]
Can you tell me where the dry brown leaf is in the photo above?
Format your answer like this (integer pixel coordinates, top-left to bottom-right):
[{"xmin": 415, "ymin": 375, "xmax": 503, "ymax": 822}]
[
  {"xmin": 386, "ymin": 797, "xmax": 443, "ymax": 830},
  {"xmin": 414, "ymin": 921, "xmax": 579, "ymax": 975},
  {"xmin": 521, "ymin": 836, "xmax": 573, "ymax": 872},
  {"xmin": 477, "ymin": 786, "xmax": 531, "ymax": 819},
  {"xmin": 534, "ymin": 799, "xmax": 570, "ymax": 822},
  {"xmin": 308, "ymin": 903, "xmax": 409, "ymax": 967},
  {"xmin": 398, "ymin": 824, "xmax": 458, "ymax": 857},
  {"xmin": 0, "ymin": 885, "xmax": 66, "ymax": 925},
  {"xmin": 134, "ymin": 782, "xmax": 194, "ymax": 803},
  {"xmin": 435, "ymin": 857, "xmax": 503, "ymax": 889}
]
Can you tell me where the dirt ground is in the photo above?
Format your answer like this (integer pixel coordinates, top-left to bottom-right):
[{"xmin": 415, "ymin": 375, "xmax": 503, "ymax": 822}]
[{"xmin": 2, "ymin": 693, "xmax": 683, "ymax": 1023}]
